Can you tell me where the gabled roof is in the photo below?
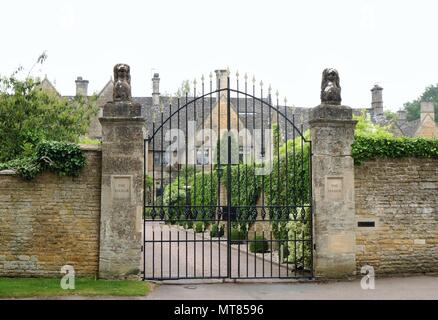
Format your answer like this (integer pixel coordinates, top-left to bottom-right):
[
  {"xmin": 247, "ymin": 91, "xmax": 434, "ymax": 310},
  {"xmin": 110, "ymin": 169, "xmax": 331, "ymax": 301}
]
[
  {"xmin": 97, "ymin": 78, "xmax": 114, "ymax": 98},
  {"xmin": 40, "ymin": 76, "xmax": 60, "ymax": 96}
]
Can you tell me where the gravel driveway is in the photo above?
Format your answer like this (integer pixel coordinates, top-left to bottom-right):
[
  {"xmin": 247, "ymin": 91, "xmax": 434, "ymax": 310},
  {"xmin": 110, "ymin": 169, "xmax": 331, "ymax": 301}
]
[{"xmin": 143, "ymin": 222, "xmax": 306, "ymax": 280}]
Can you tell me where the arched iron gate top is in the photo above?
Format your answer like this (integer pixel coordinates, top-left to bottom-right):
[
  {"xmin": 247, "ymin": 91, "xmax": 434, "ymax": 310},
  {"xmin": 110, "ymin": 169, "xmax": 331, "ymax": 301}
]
[
  {"xmin": 143, "ymin": 72, "xmax": 313, "ymax": 281},
  {"xmin": 148, "ymin": 85, "xmax": 309, "ymax": 142}
]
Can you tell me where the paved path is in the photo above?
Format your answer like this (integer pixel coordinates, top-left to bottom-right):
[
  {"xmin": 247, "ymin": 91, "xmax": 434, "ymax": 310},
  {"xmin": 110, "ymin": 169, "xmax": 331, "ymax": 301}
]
[
  {"xmin": 144, "ymin": 222, "xmax": 305, "ymax": 279},
  {"xmin": 146, "ymin": 275, "xmax": 438, "ymax": 300}
]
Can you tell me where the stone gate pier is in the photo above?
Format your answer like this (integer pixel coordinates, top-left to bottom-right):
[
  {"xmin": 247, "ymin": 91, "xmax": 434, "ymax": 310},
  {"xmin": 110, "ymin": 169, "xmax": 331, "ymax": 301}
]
[
  {"xmin": 309, "ymin": 68, "xmax": 357, "ymax": 279},
  {"xmin": 98, "ymin": 64, "xmax": 145, "ymax": 279}
]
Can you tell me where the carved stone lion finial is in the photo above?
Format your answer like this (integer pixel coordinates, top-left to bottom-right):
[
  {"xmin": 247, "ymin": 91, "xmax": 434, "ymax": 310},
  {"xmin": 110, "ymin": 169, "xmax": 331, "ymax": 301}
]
[
  {"xmin": 320, "ymin": 68, "xmax": 341, "ymax": 105},
  {"xmin": 113, "ymin": 63, "xmax": 132, "ymax": 101}
]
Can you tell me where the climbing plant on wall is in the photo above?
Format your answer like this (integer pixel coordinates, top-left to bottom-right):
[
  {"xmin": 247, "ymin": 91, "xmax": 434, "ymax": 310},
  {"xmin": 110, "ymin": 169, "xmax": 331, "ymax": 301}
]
[{"xmin": 0, "ymin": 141, "xmax": 86, "ymax": 180}]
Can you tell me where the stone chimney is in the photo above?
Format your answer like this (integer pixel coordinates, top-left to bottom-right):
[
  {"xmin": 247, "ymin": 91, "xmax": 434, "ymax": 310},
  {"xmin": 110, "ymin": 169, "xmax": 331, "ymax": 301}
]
[
  {"xmin": 152, "ymin": 73, "xmax": 160, "ymax": 107},
  {"xmin": 397, "ymin": 109, "xmax": 407, "ymax": 122},
  {"xmin": 75, "ymin": 76, "xmax": 89, "ymax": 96},
  {"xmin": 215, "ymin": 69, "xmax": 229, "ymax": 102},
  {"xmin": 420, "ymin": 101, "xmax": 435, "ymax": 122},
  {"xmin": 371, "ymin": 84, "xmax": 383, "ymax": 117}
]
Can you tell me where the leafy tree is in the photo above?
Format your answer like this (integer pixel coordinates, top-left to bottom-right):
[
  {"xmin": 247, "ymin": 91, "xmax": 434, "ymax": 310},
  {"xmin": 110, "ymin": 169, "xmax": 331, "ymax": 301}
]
[
  {"xmin": 0, "ymin": 60, "xmax": 98, "ymax": 162},
  {"xmin": 353, "ymin": 110, "xmax": 393, "ymax": 138},
  {"xmin": 403, "ymin": 84, "xmax": 438, "ymax": 121},
  {"xmin": 384, "ymin": 110, "xmax": 397, "ymax": 121},
  {"xmin": 175, "ymin": 80, "xmax": 191, "ymax": 98}
]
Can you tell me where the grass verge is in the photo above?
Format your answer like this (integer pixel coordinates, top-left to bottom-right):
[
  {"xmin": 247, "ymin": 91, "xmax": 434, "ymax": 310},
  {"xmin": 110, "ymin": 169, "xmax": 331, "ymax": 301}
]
[{"xmin": 0, "ymin": 277, "xmax": 150, "ymax": 298}]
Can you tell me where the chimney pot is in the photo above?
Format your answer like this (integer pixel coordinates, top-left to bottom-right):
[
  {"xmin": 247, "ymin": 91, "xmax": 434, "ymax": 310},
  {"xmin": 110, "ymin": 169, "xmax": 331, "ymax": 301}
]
[
  {"xmin": 152, "ymin": 73, "xmax": 160, "ymax": 107},
  {"xmin": 371, "ymin": 84, "xmax": 383, "ymax": 117},
  {"xmin": 75, "ymin": 76, "xmax": 89, "ymax": 96},
  {"xmin": 397, "ymin": 109, "xmax": 407, "ymax": 121},
  {"xmin": 215, "ymin": 69, "xmax": 229, "ymax": 102},
  {"xmin": 420, "ymin": 101, "xmax": 435, "ymax": 122}
]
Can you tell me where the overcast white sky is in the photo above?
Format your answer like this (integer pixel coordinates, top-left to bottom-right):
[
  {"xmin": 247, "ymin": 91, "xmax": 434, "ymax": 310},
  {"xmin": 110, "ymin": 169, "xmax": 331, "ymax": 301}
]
[{"xmin": 1, "ymin": 0, "xmax": 437, "ymax": 111}]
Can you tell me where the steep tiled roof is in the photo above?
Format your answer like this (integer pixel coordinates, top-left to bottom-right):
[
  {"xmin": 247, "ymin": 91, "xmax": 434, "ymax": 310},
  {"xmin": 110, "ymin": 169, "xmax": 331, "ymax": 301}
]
[{"xmin": 398, "ymin": 119, "xmax": 420, "ymax": 137}]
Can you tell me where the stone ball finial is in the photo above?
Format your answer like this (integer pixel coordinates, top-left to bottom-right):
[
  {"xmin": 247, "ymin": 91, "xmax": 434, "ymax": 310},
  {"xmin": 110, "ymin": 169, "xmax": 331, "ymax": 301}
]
[
  {"xmin": 113, "ymin": 63, "xmax": 132, "ymax": 102},
  {"xmin": 320, "ymin": 68, "xmax": 341, "ymax": 105}
]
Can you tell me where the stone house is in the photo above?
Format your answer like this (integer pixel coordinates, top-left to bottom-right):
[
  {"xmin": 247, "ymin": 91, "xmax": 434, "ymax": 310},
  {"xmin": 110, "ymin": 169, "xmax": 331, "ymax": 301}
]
[
  {"xmin": 365, "ymin": 84, "xmax": 438, "ymax": 138},
  {"xmin": 42, "ymin": 70, "xmax": 438, "ymax": 198}
]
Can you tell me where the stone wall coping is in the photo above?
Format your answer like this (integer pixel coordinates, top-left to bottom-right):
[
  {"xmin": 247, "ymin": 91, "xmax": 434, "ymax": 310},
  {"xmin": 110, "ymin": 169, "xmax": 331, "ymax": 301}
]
[
  {"xmin": 79, "ymin": 144, "xmax": 102, "ymax": 151},
  {"xmin": 309, "ymin": 119, "xmax": 358, "ymax": 126},
  {"xmin": 0, "ymin": 169, "xmax": 17, "ymax": 175},
  {"xmin": 99, "ymin": 117, "xmax": 145, "ymax": 123}
]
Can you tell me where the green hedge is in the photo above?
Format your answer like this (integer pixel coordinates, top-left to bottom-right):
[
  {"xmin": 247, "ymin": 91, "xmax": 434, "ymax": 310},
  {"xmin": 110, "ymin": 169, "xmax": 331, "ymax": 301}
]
[
  {"xmin": 153, "ymin": 169, "xmax": 218, "ymax": 223},
  {"xmin": 286, "ymin": 206, "xmax": 312, "ymax": 268},
  {"xmin": 352, "ymin": 136, "xmax": 438, "ymax": 164},
  {"xmin": 230, "ymin": 227, "xmax": 246, "ymax": 244},
  {"xmin": 210, "ymin": 223, "xmax": 225, "ymax": 237},
  {"xmin": 250, "ymin": 235, "xmax": 269, "ymax": 253},
  {"xmin": 0, "ymin": 141, "xmax": 86, "ymax": 180},
  {"xmin": 190, "ymin": 170, "xmax": 219, "ymax": 220},
  {"xmin": 264, "ymin": 136, "xmax": 311, "ymax": 243},
  {"xmin": 224, "ymin": 164, "xmax": 261, "ymax": 228},
  {"xmin": 194, "ymin": 221, "xmax": 205, "ymax": 233}
]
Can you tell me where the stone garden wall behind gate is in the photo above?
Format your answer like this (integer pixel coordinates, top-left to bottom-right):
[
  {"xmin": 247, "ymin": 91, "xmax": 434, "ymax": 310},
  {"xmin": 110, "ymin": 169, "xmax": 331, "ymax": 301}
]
[
  {"xmin": 0, "ymin": 146, "xmax": 102, "ymax": 277},
  {"xmin": 355, "ymin": 157, "xmax": 438, "ymax": 274}
]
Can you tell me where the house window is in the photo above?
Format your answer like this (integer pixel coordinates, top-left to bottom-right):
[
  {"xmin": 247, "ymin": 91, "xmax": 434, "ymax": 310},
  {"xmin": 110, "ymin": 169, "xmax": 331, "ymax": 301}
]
[
  {"xmin": 154, "ymin": 151, "xmax": 169, "ymax": 166},
  {"xmin": 196, "ymin": 148, "xmax": 210, "ymax": 165}
]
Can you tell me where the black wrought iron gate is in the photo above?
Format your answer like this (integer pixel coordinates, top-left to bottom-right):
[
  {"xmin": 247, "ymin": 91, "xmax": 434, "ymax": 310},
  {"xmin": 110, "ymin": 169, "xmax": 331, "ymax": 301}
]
[{"xmin": 143, "ymin": 71, "xmax": 313, "ymax": 280}]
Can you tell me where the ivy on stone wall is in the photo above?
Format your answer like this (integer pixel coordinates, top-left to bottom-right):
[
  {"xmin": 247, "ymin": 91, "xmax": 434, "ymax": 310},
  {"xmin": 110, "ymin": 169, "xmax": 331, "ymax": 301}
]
[
  {"xmin": 352, "ymin": 136, "xmax": 438, "ymax": 164},
  {"xmin": 0, "ymin": 141, "xmax": 86, "ymax": 180}
]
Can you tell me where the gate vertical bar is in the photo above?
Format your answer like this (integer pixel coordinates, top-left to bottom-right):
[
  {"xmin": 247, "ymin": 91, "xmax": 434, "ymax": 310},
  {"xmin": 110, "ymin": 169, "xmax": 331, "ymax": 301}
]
[
  {"xmin": 143, "ymin": 138, "xmax": 147, "ymax": 280},
  {"xmin": 226, "ymin": 72, "xmax": 232, "ymax": 278}
]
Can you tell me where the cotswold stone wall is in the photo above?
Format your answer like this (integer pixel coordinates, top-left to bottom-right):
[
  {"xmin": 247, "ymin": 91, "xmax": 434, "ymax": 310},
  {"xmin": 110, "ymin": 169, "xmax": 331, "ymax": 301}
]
[
  {"xmin": 355, "ymin": 157, "xmax": 438, "ymax": 274},
  {"xmin": 0, "ymin": 146, "xmax": 102, "ymax": 277}
]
